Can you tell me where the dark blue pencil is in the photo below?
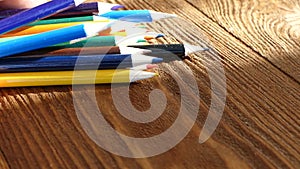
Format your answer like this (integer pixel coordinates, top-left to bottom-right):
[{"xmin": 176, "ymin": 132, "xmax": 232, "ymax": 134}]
[
  {"xmin": 0, "ymin": 0, "xmax": 86, "ymax": 34},
  {"xmin": 0, "ymin": 54, "xmax": 163, "ymax": 72},
  {"xmin": 0, "ymin": 2, "xmax": 125, "ymax": 20}
]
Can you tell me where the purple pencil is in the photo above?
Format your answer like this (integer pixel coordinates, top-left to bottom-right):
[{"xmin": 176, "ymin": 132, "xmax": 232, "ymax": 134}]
[
  {"xmin": 0, "ymin": 2, "xmax": 125, "ymax": 20},
  {"xmin": 0, "ymin": 0, "xmax": 86, "ymax": 34}
]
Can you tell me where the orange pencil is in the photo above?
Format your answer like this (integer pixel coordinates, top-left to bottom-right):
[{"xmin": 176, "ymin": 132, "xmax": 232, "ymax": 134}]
[{"xmin": 0, "ymin": 20, "xmax": 110, "ymax": 37}]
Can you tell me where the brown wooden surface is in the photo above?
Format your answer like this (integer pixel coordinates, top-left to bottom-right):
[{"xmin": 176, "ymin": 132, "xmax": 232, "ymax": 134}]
[{"xmin": 0, "ymin": 0, "xmax": 299, "ymax": 168}]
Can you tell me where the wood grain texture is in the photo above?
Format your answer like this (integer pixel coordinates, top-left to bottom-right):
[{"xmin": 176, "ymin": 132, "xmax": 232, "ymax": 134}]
[
  {"xmin": 0, "ymin": 0, "xmax": 299, "ymax": 169},
  {"xmin": 184, "ymin": 0, "xmax": 300, "ymax": 82}
]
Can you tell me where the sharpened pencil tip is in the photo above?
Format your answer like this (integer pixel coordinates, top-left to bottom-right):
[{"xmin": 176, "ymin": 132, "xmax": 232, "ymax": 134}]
[
  {"xmin": 156, "ymin": 34, "xmax": 165, "ymax": 38},
  {"xmin": 97, "ymin": 2, "xmax": 125, "ymax": 14},
  {"xmin": 74, "ymin": 0, "xmax": 86, "ymax": 6},
  {"xmin": 119, "ymin": 46, "xmax": 151, "ymax": 54},
  {"xmin": 130, "ymin": 64, "xmax": 158, "ymax": 70},
  {"xmin": 83, "ymin": 22, "xmax": 113, "ymax": 37},
  {"xmin": 147, "ymin": 64, "xmax": 159, "ymax": 69},
  {"xmin": 152, "ymin": 58, "xmax": 163, "ymax": 63},
  {"xmin": 184, "ymin": 44, "xmax": 210, "ymax": 55},
  {"xmin": 110, "ymin": 21, "xmax": 136, "ymax": 33},
  {"xmin": 111, "ymin": 5, "xmax": 125, "ymax": 10},
  {"xmin": 129, "ymin": 71, "xmax": 156, "ymax": 82},
  {"xmin": 149, "ymin": 11, "xmax": 178, "ymax": 21}
]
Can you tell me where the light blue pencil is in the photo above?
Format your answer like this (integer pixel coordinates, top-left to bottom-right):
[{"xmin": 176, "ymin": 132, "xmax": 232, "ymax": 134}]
[{"xmin": 0, "ymin": 22, "xmax": 113, "ymax": 58}]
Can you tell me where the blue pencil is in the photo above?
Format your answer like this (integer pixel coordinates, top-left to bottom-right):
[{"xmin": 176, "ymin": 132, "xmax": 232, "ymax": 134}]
[
  {"xmin": 0, "ymin": 22, "xmax": 115, "ymax": 58},
  {"xmin": 22, "ymin": 10, "xmax": 177, "ymax": 27},
  {"xmin": 66, "ymin": 2, "xmax": 125, "ymax": 15},
  {"xmin": 99, "ymin": 10, "xmax": 177, "ymax": 22},
  {"xmin": 0, "ymin": 54, "xmax": 163, "ymax": 72},
  {"xmin": 0, "ymin": 2, "xmax": 125, "ymax": 20},
  {"xmin": 0, "ymin": 0, "xmax": 86, "ymax": 34}
]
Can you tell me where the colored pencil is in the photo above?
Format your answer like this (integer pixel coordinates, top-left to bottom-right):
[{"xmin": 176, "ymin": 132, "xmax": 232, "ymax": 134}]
[
  {"xmin": 13, "ymin": 46, "xmax": 151, "ymax": 57},
  {"xmin": 28, "ymin": 15, "xmax": 110, "ymax": 26},
  {"xmin": 0, "ymin": 23, "xmax": 146, "ymax": 38},
  {"xmin": 1, "ymin": 11, "xmax": 173, "ymax": 37},
  {"xmin": 0, "ymin": 70, "xmax": 157, "ymax": 87},
  {"xmin": 130, "ymin": 64, "xmax": 158, "ymax": 70},
  {"xmin": 0, "ymin": 35, "xmax": 31, "ymax": 43},
  {"xmin": 56, "ymin": 32, "xmax": 161, "ymax": 48},
  {"xmin": 0, "ymin": 21, "xmax": 111, "ymax": 37},
  {"xmin": 0, "ymin": 0, "xmax": 87, "ymax": 34},
  {"xmin": 0, "ymin": 2, "xmax": 125, "ymax": 20},
  {"xmin": 29, "ymin": 10, "xmax": 177, "ymax": 26},
  {"xmin": 116, "ymin": 32, "xmax": 164, "ymax": 46},
  {"xmin": 57, "ymin": 2, "xmax": 125, "ymax": 17},
  {"xmin": 0, "ymin": 22, "xmax": 120, "ymax": 58},
  {"xmin": 99, "ymin": 10, "xmax": 177, "ymax": 22},
  {"xmin": 0, "ymin": 32, "xmax": 155, "ymax": 48},
  {"xmin": 0, "ymin": 33, "xmax": 126, "ymax": 45},
  {"xmin": 127, "ymin": 44, "xmax": 209, "ymax": 58},
  {"xmin": 0, "ymin": 54, "xmax": 163, "ymax": 72},
  {"xmin": 55, "ymin": 36, "xmax": 118, "ymax": 48}
]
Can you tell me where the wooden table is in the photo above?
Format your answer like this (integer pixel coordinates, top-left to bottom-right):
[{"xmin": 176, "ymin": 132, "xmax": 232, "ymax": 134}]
[{"xmin": 0, "ymin": 0, "xmax": 299, "ymax": 168}]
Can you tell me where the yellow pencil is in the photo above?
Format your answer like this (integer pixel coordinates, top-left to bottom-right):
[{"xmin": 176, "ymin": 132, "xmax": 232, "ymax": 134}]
[
  {"xmin": 0, "ymin": 70, "xmax": 157, "ymax": 88},
  {"xmin": 0, "ymin": 20, "xmax": 111, "ymax": 37}
]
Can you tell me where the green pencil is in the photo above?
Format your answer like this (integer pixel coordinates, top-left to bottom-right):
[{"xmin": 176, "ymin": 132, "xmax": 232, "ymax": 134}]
[
  {"xmin": 55, "ymin": 36, "xmax": 117, "ymax": 48},
  {"xmin": 0, "ymin": 35, "xmax": 116, "ymax": 47},
  {"xmin": 0, "ymin": 35, "xmax": 151, "ymax": 48},
  {"xmin": 28, "ymin": 16, "xmax": 107, "ymax": 26}
]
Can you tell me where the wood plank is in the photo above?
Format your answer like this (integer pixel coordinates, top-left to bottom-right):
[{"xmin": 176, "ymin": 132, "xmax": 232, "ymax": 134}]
[
  {"xmin": 120, "ymin": 0, "xmax": 300, "ymax": 166},
  {"xmin": 0, "ymin": 0, "xmax": 299, "ymax": 169},
  {"xmin": 184, "ymin": 0, "xmax": 300, "ymax": 82},
  {"xmin": 0, "ymin": 149, "xmax": 9, "ymax": 169}
]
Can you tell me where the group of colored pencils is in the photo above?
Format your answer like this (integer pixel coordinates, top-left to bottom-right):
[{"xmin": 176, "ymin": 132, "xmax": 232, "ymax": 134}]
[{"xmin": 0, "ymin": 0, "xmax": 205, "ymax": 88}]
